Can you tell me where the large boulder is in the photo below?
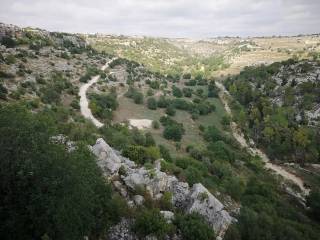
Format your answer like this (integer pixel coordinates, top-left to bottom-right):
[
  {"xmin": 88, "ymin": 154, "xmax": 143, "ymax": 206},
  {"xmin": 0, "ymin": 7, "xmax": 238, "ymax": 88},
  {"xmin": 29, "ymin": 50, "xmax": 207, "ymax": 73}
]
[
  {"xmin": 187, "ymin": 183, "xmax": 234, "ymax": 237},
  {"xmin": 92, "ymin": 138, "xmax": 122, "ymax": 175}
]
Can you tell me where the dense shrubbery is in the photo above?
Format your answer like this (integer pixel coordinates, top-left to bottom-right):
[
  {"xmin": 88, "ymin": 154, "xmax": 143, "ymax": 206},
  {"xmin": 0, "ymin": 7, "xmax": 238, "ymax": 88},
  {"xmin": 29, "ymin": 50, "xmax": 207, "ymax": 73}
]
[
  {"xmin": 160, "ymin": 116, "xmax": 185, "ymax": 141},
  {"xmin": 174, "ymin": 213, "xmax": 215, "ymax": 240},
  {"xmin": 132, "ymin": 208, "xmax": 173, "ymax": 239},
  {"xmin": 225, "ymin": 60, "xmax": 320, "ymax": 164},
  {"xmin": 147, "ymin": 97, "xmax": 157, "ymax": 110},
  {"xmin": 1, "ymin": 36, "xmax": 17, "ymax": 48},
  {"xmin": 125, "ymin": 86, "xmax": 144, "ymax": 104},
  {"xmin": 172, "ymin": 85, "xmax": 183, "ymax": 98},
  {"xmin": 0, "ymin": 104, "xmax": 121, "ymax": 240},
  {"xmin": 89, "ymin": 92, "xmax": 118, "ymax": 120}
]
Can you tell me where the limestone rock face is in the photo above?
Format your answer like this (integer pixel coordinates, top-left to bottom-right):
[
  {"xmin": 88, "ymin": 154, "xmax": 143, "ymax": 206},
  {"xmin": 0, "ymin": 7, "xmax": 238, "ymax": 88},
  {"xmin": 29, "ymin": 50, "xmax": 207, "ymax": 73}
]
[
  {"xmin": 91, "ymin": 138, "xmax": 234, "ymax": 238},
  {"xmin": 160, "ymin": 211, "xmax": 175, "ymax": 223},
  {"xmin": 107, "ymin": 218, "xmax": 138, "ymax": 240},
  {"xmin": 187, "ymin": 183, "xmax": 234, "ymax": 236},
  {"xmin": 92, "ymin": 138, "xmax": 122, "ymax": 175}
]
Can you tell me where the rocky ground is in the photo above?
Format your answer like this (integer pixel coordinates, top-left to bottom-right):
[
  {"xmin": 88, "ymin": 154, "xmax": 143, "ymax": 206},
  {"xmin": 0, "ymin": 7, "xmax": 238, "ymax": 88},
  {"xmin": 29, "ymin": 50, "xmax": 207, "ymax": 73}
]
[{"xmin": 90, "ymin": 138, "xmax": 235, "ymax": 239}]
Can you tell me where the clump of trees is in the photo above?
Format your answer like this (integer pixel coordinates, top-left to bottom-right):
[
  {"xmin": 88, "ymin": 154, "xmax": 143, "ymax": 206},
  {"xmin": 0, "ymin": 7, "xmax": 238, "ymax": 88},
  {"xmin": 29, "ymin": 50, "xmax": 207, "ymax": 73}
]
[
  {"xmin": 125, "ymin": 86, "xmax": 144, "ymax": 104},
  {"xmin": 225, "ymin": 60, "xmax": 320, "ymax": 164},
  {"xmin": 0, "ymin": 104, "xmax": 121, "ymax": 240},
  {"xmin": 89, "ymin": 92, "xmax": 118, "ymax": 121},
  {"xmin": 160, "ymin": 116, "xmax": 185, "ymax": 141}
]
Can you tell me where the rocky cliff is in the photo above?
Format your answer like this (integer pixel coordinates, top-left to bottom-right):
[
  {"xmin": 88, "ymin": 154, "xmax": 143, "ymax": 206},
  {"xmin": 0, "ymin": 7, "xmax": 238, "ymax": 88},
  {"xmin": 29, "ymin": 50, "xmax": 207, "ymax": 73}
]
[{"xmin": 91, "ymin": 138, "xmax": 234, "ymax": 239}]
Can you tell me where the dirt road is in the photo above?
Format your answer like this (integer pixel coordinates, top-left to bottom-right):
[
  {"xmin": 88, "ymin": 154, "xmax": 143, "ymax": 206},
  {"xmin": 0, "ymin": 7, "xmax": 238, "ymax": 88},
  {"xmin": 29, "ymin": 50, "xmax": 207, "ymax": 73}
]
[
  {"xmin": 79, "ymin": 58, "xmax": 115, "ymax": 128},
  {"xmin": 215, "ymin": 81, "xmax": 310, "ymax": 196}
]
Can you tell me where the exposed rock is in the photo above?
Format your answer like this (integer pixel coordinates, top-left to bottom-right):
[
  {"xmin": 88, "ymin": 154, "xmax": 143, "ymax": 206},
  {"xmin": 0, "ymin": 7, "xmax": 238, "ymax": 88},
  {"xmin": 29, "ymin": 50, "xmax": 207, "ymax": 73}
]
[
  {"xmin": 133, "ymin": 195, "xmax": 144, "ymax": 206},
  {"xmin": 113, "ymin": 181, "xmax": 128, "ymax": 197},
  {"xmin": 91, "ymin": 138, "xmax": 234, "ymax": 237},
  {"xmin": 92, "ymin": 138, "xmax": 122, "ymax": 175},
  {"xmin": 187, "ymin": 183, "xmax": 234, "ymax": 237},
  {"xmin": 107, "ymin": 218, "xmax": 138, "ymax": 240},
  {"xmin": 160, "ymin": 211, "xmax": 175, "ymax": 223},
  {"xmin": 50, "ymin": 134, "xmax": 76, "ymax": 152}
]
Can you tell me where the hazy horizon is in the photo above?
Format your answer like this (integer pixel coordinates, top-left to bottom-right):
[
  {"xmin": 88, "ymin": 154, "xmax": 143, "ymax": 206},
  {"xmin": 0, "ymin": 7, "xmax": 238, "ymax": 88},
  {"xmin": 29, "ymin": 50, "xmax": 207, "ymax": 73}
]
[{"xmin": 0, "ymin": 0, "xmax": 320, "ymax": 38}]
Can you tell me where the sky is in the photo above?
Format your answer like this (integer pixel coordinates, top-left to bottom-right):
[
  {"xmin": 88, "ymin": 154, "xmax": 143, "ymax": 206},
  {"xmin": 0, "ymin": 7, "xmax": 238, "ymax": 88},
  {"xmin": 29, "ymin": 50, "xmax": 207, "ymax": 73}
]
[{"xmin": 0, "ymin": 0, "xmax": 319, "ymax": 38}]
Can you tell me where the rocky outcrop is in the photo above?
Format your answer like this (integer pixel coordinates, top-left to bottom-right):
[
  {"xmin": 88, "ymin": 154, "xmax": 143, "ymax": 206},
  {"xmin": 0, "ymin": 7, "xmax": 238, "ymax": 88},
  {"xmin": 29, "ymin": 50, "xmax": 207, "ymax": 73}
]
[
  {"xmin": 91, "ymin": 138, "xmax": 122, "ymax": 175},
  {"xmin": 91, "ymin": 138, "xmax": 234, "ymax": 238},
  {"xmin": 187, "ymin": 184, "xmax": 233, "ymax": 236}
]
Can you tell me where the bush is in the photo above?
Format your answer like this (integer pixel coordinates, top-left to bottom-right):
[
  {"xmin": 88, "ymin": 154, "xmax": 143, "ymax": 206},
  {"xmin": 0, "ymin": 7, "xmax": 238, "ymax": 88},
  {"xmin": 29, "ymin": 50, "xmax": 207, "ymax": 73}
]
[
  {"xmin": 133, "ymin": 92, "xmax": 144, "ymax": 104},
  {"xmin": 183, "ymin": 88, "xmax": 193, "ymax": 97},
  {"xmin": 166, "ymin": 104, "xmax": 176, "ymax": 116},
  {"xmin": 158, "ymin": 192, "xmax": 173, "ymax": 210},
  {"xmin": 132, "ymin": 208, "xmax": 173, "ymax": 239},
  {"xmin": 307, "ymin": 188, "xmax": 320, "ymax": 221},
  {"xmin": 159, "ymin": 145, "xmax": 172, "ymax": 162},
  {"xmin": 0, "ymin": 84, "xmax": 8, "ymax": 99},
  {"xmin": 145, "ymin": 132, "xmax": 156, "ymax": 146},
  {"xmin": 0, "ymin": 105, "xmax": 120, "ymax": 240},
  {"xmin": 1, "ymin": 36, "xmax": 17, "ymax": 48},
  {"xmin": 152, "ymin": 120, "xmax": 160, "ymax": 129},
  {"xmin": 163, "ymin": 124, "xmax": 184, "ymax": 141},
  {"xmin": 157, "ymin": 96, "xmax": 169, "ymax": 108},
  {"xmin": 123, "ymin": 145, "xmax": 147, "ymax": 164},
  {"xmin": 172, "ymin": 86, "xmax": 183, "ymax": 98},
  {"xmin": 147, "ymin": 97, "xmax": 157, "ymax": 110},
  {"xmin": 174, "ymin": 213, "xmax": 215, "ymax": 240}
]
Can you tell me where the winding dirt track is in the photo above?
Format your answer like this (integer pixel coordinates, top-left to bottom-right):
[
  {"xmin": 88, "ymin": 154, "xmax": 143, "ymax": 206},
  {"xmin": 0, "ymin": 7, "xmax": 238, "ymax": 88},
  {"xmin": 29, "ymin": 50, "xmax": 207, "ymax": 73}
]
[
  {"xmin": 215, "ymin": 81, "xmax": 310, "ymax": 196},
  {"xmin": 78, "ymin": 58, "xmax": 115, "ymax": 128}
]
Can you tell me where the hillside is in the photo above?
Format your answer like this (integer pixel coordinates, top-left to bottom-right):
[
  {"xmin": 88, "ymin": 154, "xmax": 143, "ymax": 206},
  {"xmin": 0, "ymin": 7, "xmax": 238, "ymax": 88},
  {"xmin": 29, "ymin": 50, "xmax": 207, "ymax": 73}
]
[
  {"xmin": 88, "ymin": 33, "xmax": 320, "ymax": 78},
  {"xmin": 1, "ymin": 23, "xmax": 320, "ymax": 240}
]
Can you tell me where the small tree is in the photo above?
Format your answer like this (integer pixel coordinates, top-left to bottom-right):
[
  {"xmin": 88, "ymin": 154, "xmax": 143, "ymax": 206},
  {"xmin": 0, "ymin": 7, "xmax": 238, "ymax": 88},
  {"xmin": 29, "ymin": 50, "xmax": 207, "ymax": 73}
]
[
  {"xmin": 147, "ymin": 97, "xmax": 157, "ymax": 110},
  {"xmin": 133, "ymin": 92, "xmax": 144, "ymax": 104},
  {"xmin": 166, "ymin": 104, "xmax": 176, "ymax": 116}
]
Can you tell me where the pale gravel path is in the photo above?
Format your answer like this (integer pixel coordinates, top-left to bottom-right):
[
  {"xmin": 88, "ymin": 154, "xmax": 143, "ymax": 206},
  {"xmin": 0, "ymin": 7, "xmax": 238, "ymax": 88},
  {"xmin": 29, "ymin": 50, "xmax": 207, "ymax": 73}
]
[
  {"xmin": 79, "ymin": 58, "xmax": 115, "ymax": 128},
  {"xmin": 215, "ymin": 81, "xmax": 310, "ymax": 196}
]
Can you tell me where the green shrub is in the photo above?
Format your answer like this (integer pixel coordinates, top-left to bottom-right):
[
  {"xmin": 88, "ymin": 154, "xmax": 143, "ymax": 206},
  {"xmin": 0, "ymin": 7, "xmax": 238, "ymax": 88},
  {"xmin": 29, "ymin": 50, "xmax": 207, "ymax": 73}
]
[
  {"xmin": 166, "ymin": 104, "xmax": 176, "ymax": 116},
  {"xmin": 172, "ymin": 86, "xmax": 183, "ymax": 98},
  {"xmin": 0, "ymin": 105, "xmax": 120, "ymax": 240},
  {"xmin": 152, "ymin": 120, "xmax": 160, "ymax": 129},
  {"xmin": 1, "ymin": 36, "xmax": 17, "ymax": 48},
  {"xmin": 174, "ymin": 213, "xmax": 215, "ymax": 240},
  {"xmin": 0, "ymin": 84, "xmax": 8, "ymax": 99},
  {"xmin": 132, "ymin": 208, "xmax": 173, "ymax": 239},
  {"xmin": 147, "ymin": 97, "xmax": 157, "ymax": 110},
  {"xmin": 133, "ymin": 91, "xmax": 144, "ymax": 104}
]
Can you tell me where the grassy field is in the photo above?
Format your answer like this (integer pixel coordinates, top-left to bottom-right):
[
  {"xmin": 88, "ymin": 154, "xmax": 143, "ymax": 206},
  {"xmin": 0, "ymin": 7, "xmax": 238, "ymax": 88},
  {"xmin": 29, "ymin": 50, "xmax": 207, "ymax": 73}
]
[{"xmin": 113, "ymin": 91, "xmax": 227, "ymax": 157}]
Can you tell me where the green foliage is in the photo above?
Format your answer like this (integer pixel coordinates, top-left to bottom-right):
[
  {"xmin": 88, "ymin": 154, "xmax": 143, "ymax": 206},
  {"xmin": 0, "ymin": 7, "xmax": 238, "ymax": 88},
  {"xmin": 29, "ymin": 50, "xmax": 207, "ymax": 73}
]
[
  {"xmin": 172, "ymin": 85, "xmax": 183, "ymax": 98},
  {"xmin": 132, "ymin": 208, "xmax": 173, "ymax": 239},
  {"xmin": 90, "ymin": 92, "xmax": 118, "ymax": 120},
  {"xmin": 145, "ymin": 132, "xmax": 156, "ymax": 146},
  {"xmin": 147, "ymin": 97, "xmax": 157, "ymax": 110},
  {"xmin": 125, "ymin": 86, "xmax": 144, "ymax": 104},
  {"xmin": 183, "ymin": 87, "xmax": 193, "ymax": 97},
  {"xmin": 0, "ymin": 104, "xmax": 120, "ymax": 240},
  {"xmin": 166, "ymin": 104, "xmax": 176, "ymax": 116},
  {"xmin": 159, "ymin": 145, "xmax": 172, "ymax": 162},
  {"xmin": 0, "ymin": 84, "xmax": 8, "ymax": 99},
  {"xmin": 123, "ymin": 145, "xmax": 160, "ymax": 164},
  {"xmin": 307, "ymin": 188, "xmax": 320, "ymax": 221},
  {"xmin": 160, "ymin": 116, "xmax": 185, "ymax": 141},
  {"xmin": 174, "ymin": 213, "xmax": 215, "ymax": 240},
  {"xmin": 1, "ymin": 36, "xmax": 17, "ymax": 48},
  {"xmin": 225, "ymin": 60, "xmax": 320, "ymax": 164},
  {"xmin": 152, "ymin": 120, "xmax": 160, "ymax": 129}
]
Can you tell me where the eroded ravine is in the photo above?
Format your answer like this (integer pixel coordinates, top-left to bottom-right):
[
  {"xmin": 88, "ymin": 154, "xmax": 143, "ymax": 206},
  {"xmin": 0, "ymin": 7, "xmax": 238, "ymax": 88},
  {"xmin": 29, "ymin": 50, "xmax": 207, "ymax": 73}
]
[{"xmin": 215, "ymin": 81, "xmax": 310, "ymax": 196}]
